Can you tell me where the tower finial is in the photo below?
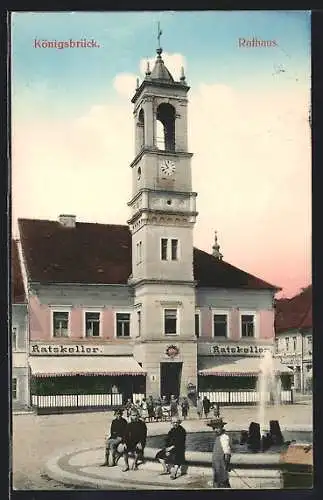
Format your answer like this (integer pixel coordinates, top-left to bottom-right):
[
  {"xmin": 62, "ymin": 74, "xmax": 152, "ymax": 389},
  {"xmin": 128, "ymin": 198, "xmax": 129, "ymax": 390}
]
[
  {"xmin": 145, "ymin": 59, "xmax": 151, "ymax": 77},
  {"xmin": 180, "ymin": 66, "xmax": 186, "ymax": 83},
  {"xmin": 212, "ymin": 230, "xmax": 223, "ymax": 260},
  {"xmin": 157, "ymin": 21, "xmax": 163, "ymax": 56},
  {"xmin": 157, "ymin": 21, "xmax": 162, "ymax": 49}
]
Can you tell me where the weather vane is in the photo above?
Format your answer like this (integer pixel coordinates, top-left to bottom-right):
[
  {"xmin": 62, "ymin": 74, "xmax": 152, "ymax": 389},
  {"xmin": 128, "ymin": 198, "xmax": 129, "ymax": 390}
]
[{"xmin": 157, "ymin": 21, "xmax": 162, "ymax": 49}]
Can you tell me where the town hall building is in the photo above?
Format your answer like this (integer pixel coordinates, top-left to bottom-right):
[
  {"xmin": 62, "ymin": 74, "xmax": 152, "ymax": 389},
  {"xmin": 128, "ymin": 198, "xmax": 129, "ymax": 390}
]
[{"xmin": 16, "ymin": 44, "xmax": 292, "ymax": 411}]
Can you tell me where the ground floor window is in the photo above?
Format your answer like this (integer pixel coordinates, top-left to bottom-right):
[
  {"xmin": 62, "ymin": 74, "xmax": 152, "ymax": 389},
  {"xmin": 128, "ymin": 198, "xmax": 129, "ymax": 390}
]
[
  {"xmin": 198, "ymin": 375, "xmax": 291, "ymax": 392},
  {"xmin": 12, "ymin": 378, "xmax": 17, "ymax": 399},
  {"xmin": 32, "ymin": 375, "xmax": 146, "ymax": 401}
]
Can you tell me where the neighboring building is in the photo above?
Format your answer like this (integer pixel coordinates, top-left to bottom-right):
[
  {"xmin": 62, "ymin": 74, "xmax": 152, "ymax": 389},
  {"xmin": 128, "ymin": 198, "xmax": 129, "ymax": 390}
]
[
  {"xmin": 275, "ymin": 285, "xmax": 312, "ymax": 392},
  {"xmin": 17, "ymin": 45, "xmax": 292, "ymax": 410},
  {"xmin": 12, "ymin": 240, "xmax": 29, "ymax": 410}
]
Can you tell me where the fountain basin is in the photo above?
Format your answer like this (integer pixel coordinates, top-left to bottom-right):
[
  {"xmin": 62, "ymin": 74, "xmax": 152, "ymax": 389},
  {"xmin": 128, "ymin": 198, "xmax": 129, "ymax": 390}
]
[{"xmin": 145, "ymin": 427, "xmax": 313, "ymax": 470}]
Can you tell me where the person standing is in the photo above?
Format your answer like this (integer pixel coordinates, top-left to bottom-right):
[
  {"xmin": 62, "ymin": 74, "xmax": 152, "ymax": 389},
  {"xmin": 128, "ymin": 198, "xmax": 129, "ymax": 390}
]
[
  {"xmin": 125, "ymin": 398, "xmax": 133, "ymax": 421},
  {"xmin": 141, "ymin": 398, "xmax": 149, "ymax": 421},
  {"xmin": 155, "ymin": 399, "xmax": 163, "ymax": 422},
  {"xmin": 170, "ymin": 395, "xmax": 179, "ymax": 418},
  {"xmin": 101, "ymin": 409, "xmax": 127, "ymax": 467},
  {"xmin": 181, "ymin": 397, "xmax": 189, "ymax": 420},
  {"xmin": 203, "ymin": 396, "xmax": 211, "ymax": 418},
  {"xmin": 210, "ymin": 418, "xmax": 231, "ymax": 488},
  {"xmin": 122, "ymin": 410, "xmax": 147, "ymax": 471},
  {"xmin": 147, "ymin": 395, "xmax": 155, "ymax": 422},
  {"xmin": 156, "ymin": 417, "xmax": 187, "ymax": 480},
  {"xmin": 196, "ymin": 396, "xmax": 203, "ymax": 419}
]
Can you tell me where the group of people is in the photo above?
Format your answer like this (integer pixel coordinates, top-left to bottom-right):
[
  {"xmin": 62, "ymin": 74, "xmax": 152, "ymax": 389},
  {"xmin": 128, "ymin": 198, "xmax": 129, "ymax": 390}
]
[
  {"xmin": 102, "ymin": 408, "xmax": 147, "ymax": 471},
  {"xmin": 124, "ymin": 395, "xmax": 191, "ymax": 422},
  {"xmin": 102, "ymin": 401, "xmax": 232, "ymax": 487},
  {"xmin": 196, "ymin": 396, "xmax": 220, "ymax": 419}
]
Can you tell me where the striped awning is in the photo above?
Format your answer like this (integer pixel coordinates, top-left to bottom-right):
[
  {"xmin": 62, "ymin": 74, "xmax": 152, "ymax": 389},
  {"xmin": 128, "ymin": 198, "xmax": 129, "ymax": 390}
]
[
  {"xmin": 29, "ymin": 356, "xmax": 146, "ymax": 378},
  {"xmin": 198, "ymin": 356, "xmax": 293, "ymax": 377}
]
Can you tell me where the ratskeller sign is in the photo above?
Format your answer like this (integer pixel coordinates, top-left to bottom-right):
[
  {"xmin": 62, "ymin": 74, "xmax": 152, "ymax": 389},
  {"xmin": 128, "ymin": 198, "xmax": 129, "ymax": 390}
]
[
  {"xmin": 210, "ymin": 344, "xmax": 273, "ymax": 355},
  {"xmin": 30, "ymin": 344, "xmax": 104, "ymax": 355}
]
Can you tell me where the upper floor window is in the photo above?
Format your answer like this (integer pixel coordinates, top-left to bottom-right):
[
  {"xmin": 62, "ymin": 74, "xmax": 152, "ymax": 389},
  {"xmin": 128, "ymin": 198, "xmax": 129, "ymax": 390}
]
[
  {"xmin": 53, "ymin": 311, "xmax": 69, "ymax": 338},
  {"xmin": 137, "ymin": 311, "xmax": 141, "ymax": 337},
  {"xmin": 307, "ymin": 335, "xmax": 312, "ymax": 353},
  {"xmin": 164, "ymin": 309, "xmax": 178, "ymax": 335},
  {"xmin": 171, "ymin": 239, "xmax": 178, "ymax": 260},
  {"xmin": 241, "ymin": 314, "xmax": 255, "ymax": 338},
  {"xmin": 116, "ymin": 313, "xmax": 131, "ymax": 338},
  {"xmin": 213, "ymin": 314, "xmax": 228, "ymax": 338},
  {"xmin": 136, "ymin": 241, "xmax": 143, "ymax": 264},
  {"xmin": 195, "ymin": 313, "xmax": 200, "ymax": 338},
  {"xmin": 12, "ymin": 378, "xmax": 17, "ymax": 400},
  {"xmin": 161, "ymin": 238, "xmax": 168, "ymax": 260},
  {"xmin": 12, "ymin": 326, "xmax": 18, "ymax": 350},
  {"xmin": 292, "ymin": 336, "xmax": 297, "ymax": 352},
  {"xmin": 161, "ymin": 238, "xmax": 179, "ymax": 261},
  {"xmin": 285, "ymin": 337, "xmax": 290, "ymax": 351},
  {"xmin": 85, "ymin": 312, "xmax": 100, "ymax": 337}
]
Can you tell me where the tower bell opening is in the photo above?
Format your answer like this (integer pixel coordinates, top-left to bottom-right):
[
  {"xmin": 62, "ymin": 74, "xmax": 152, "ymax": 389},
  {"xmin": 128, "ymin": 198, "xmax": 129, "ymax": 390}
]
[{"xmin": 156, "ymin": 103, "xmax": 175, "ymax": 152}]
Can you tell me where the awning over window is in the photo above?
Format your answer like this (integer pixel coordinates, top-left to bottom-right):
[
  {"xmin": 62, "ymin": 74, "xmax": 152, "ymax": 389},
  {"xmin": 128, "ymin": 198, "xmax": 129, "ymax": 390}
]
[
  {"xmin": 29, "ymin": 356, "xmax": 146, "ymax": 378},
  {"xmin": 198, "ymin": 356, "xmax": 293, "ymax": 377}
]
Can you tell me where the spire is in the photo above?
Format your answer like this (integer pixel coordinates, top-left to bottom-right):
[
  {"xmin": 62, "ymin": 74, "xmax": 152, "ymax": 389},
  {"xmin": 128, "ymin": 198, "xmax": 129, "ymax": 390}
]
[{"xmin": 212, "ymin": 231, "xmax": 223, "ymax": 260}]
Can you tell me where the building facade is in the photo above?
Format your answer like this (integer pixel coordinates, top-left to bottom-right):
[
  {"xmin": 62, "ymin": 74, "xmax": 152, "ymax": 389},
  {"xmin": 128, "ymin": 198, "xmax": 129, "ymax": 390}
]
[
  {"xmin": 17, "ymin": 45, "xmax": 292, "ymax": 410},
  {"xmin": 275, "ymin": 286, "xmax": 312, "ymax": 392},
  {"xmin": 12, "ymin": 240, "xmax": 29, "ymax": 410}
]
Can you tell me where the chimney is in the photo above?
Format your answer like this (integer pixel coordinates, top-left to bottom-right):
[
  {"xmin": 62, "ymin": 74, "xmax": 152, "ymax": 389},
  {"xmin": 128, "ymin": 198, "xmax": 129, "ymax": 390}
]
[
  {"xmin": 58, "ymin": 214, "xmax": 76, "ymax": 228},
  {"xmin": 212, "ymin": 230, "xmax": 223, "ymax": 260}
]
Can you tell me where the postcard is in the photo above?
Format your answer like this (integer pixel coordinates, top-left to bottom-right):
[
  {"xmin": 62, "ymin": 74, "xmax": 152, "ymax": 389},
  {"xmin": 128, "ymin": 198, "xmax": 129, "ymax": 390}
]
[{"xmin": 11, "ymin": 10, "xmax": 312, "ymax": 491}]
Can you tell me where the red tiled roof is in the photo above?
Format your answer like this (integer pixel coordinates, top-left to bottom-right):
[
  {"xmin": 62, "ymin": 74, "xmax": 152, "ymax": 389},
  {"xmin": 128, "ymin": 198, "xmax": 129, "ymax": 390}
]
[
  {"xmin": 193, "ymin": 248, "xmax": 278, "ymax": 290},
  {"xmin": 12, "ymin": 239, "xmax": 26, "ymax": 304},
  {"xmin": 275, "ymin": 285, "xmax": 312, "ymax": 333},
  {"xmin": 18, "ymin": 218, "xmax": 278, "ymax": 291}
]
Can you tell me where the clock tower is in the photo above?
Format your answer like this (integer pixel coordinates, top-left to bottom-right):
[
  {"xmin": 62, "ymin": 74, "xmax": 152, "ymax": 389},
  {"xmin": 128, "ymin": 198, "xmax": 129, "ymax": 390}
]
[{"xmin": 128, "ymin": 43, "xmax": 198, "ymax": 399}]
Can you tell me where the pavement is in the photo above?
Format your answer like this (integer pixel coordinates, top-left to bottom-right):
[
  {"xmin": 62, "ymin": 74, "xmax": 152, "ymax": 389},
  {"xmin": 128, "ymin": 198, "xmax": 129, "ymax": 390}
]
[
  {"xmin": 43, "ymin": 407, "xmax": 312, "ymax": 490},
  {"xmin": 13, "ymin": 403, "xmax": 313, "ymax": 490}
]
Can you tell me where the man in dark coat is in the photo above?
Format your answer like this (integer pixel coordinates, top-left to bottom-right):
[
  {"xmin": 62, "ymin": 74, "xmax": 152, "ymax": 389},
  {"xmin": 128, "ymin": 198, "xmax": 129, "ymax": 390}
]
[
  {"xmin": 202, "ymin": 396, "xmax": 211, "ymax": 418},
  {"xmin": 156, "ymin": 417, "xmax": 186, "ymax": 480},
  {"xmin": 122, "ymin": 409, "xmax": 147, "ymax": 471},
  {"xmin": 209, "ymin": 417, "xmax": 231, "ymax": 488},
  {"xmin": 102, "ymin": 409, "xmax": 127, "ymax": 466}
]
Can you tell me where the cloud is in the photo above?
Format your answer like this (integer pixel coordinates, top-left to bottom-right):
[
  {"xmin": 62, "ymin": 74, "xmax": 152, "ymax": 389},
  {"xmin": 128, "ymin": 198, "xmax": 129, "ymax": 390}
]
[
  {"xmin": 12, "ymin": 53, "xmax": 311, "ymax": 296},
  {"xmin": 113, "ymin": 73, "xmax": 137, "ymax": 98}
]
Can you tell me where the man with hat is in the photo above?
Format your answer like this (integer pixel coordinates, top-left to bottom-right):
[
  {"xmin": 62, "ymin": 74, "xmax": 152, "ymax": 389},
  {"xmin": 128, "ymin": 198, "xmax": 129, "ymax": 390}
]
[
  {"xmin": 122, "ymin": 409, "xmax": 147, "ymax": 471},
  {"xmin": 102, "ymin": 408, "xmax": 127, "ymax": 467},
  {"xmin": 208, "ymin": 417, "xmax": 231, "ymax": 488},
  {"xmin": 156, "ymin": 416, "xmax": 186, "ymax": 480}
]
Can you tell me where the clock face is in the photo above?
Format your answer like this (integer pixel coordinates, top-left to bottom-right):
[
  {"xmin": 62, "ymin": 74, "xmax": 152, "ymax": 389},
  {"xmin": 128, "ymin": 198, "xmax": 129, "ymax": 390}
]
[{"xmin": 160, "ymin": 159, "xmax": 176, "ymax": 177}]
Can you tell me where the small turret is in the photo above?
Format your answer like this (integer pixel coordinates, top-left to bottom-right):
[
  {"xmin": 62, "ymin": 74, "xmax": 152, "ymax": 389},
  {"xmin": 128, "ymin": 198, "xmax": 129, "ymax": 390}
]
[{"xmin": 212, "ymin": 231, "xmax": 223, "ymax": 260}]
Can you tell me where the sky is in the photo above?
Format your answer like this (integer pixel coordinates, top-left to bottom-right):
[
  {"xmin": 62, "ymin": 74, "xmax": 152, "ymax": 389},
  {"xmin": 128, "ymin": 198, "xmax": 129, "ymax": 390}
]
[{"xmin": 11, "ymin": 11, "xmax": 311, "ymax": 298}]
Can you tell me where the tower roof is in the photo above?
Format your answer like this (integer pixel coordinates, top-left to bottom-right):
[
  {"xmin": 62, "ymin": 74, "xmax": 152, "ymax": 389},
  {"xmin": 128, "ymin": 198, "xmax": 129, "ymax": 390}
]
[{"xmin": 150, "ymin": 48, "xmax": 174, "ymax": 82}]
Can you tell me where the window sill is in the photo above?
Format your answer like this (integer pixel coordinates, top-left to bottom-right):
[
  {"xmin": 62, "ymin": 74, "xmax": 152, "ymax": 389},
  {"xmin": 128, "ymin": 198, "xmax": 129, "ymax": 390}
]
[{"xmin": 164, "ymin": 333, "xmax": 179, "ymax": 336}]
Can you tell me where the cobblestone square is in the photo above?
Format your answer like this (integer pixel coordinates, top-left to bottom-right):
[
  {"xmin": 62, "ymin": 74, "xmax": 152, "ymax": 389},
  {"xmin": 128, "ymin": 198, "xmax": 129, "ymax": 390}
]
[{"xmin": 12, "ymin": 399, "xmax": 312, "ymax": 490}]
